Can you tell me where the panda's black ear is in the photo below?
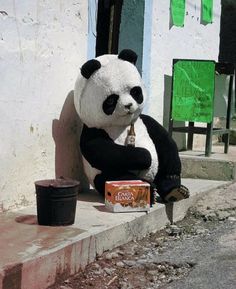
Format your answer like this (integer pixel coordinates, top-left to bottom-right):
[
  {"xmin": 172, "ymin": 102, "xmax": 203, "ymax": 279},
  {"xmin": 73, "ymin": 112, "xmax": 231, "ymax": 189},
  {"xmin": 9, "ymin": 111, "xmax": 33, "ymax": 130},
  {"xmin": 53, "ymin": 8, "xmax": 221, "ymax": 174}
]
[
  {"xmin": 81, "ymin": 59, "xmax": 101, "ymax": 79},
  {"xmin": 118, "ymin": 49, "xmax": 138, "ymax": 65}
]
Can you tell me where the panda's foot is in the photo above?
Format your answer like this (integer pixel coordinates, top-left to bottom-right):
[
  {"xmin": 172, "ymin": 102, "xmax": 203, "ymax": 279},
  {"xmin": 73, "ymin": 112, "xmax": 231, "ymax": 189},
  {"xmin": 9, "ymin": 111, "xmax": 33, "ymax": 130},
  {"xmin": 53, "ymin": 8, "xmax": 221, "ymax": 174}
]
[{"xmin": 162, "ymin": 185, "xmax": 190, "ymax": 203}]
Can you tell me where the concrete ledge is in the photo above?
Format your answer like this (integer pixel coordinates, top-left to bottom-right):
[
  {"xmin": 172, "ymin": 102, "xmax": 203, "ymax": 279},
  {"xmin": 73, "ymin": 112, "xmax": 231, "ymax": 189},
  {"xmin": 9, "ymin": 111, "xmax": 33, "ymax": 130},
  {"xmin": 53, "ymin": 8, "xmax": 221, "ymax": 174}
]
[
  {"xmin": 181, "ymin": 156, "xmax": 236, "ymax": 181},
  {"xmin": 0, "ymin": 179, "xmax": 230, "ymax": 289},
  {"xmin": 180, "ymin": 146, "xmax": 236, "ymax": 181}
]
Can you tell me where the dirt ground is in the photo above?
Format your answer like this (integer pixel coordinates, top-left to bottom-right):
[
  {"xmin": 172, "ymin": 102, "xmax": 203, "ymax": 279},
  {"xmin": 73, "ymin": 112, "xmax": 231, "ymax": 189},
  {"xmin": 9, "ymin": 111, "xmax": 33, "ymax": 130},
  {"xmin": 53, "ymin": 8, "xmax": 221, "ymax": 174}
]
[{"xmin": 49, "ymin": 181, "xmax": 236, "ymax": 289}]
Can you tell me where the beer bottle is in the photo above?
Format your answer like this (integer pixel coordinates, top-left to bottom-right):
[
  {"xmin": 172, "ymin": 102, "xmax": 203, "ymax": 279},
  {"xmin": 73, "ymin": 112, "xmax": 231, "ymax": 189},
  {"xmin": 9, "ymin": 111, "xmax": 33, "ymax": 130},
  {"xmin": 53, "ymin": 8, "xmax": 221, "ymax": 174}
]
[{"xmin": 126, "ymin": 123, "xmax": 136, "ymax": 147}]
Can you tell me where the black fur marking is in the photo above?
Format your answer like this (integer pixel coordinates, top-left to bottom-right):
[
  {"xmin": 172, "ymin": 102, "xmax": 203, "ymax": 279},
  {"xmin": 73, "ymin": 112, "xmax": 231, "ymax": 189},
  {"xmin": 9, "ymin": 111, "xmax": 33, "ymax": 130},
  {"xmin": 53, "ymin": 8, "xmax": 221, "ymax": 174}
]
[
  {"xmin": 118, "ymin": 49, "xmax": 138, "ymax": 65},
  {"xmin": 102, "ymin": 94, "xmax": 119, "ymax": 115},
  {"xmin": 130, "ymin": 86, "xmax": 143, "ymax": 104},
  {"xmin": 140, "ymin": 114, "xmax": 182, "ymax": 197},
  {"xmin": 81, "ymin": 59, "xmax": 101, "ymax": 79},
  {"xmin": 80, "ymin": 124, "xmax": 152, "ymax": 172}
]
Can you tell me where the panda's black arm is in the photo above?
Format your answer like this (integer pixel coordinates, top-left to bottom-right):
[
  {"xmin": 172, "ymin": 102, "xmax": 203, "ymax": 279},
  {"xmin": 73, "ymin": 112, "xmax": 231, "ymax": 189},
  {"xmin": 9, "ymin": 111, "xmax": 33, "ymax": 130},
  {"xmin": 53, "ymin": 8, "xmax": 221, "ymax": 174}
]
[
  {"xmin": 80, "ymin": 125, "xmax": 151, "ymax": 171},
  {"xmin": 140, "ymin": 114, "xmax": 181, "ymax": 177}
]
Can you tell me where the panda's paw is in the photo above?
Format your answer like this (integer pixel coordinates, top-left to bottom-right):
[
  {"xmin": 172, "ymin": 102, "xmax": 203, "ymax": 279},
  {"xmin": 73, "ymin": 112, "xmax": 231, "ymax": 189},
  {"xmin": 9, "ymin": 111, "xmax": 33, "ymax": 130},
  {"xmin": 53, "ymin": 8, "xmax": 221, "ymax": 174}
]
[{"xmin": 162, "ymin": 185, "xmax": 190, "ymax": 203}]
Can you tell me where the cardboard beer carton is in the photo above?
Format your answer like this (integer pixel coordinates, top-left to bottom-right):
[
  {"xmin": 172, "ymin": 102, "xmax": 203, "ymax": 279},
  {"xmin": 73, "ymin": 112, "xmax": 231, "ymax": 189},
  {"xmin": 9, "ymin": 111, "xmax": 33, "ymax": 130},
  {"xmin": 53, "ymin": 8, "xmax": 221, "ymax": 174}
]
[{"xmin": 105, "ymin": 180, "xmax": 150, "ymax": 212}]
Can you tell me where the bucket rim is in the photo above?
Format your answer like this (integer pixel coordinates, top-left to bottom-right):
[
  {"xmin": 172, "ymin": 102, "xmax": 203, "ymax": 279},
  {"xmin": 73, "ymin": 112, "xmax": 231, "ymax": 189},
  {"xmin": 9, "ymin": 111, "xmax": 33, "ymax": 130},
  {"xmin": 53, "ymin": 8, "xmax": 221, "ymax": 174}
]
[{"xmin": 35, "ymin": 178, "xmax": 80, "ymax": 188}]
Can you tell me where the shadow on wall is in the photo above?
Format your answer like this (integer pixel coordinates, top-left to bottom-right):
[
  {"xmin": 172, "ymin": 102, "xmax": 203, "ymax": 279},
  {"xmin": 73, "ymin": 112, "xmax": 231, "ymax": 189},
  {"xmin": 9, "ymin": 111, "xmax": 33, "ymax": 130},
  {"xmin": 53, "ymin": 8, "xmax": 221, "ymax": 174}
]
[
  {"xmin": 52, "ymin": 90, "xmax": 89, "ymax": 193},
  {"xmin": 163, "ymin": 74, "xmax": 186, "ymax": 151}
]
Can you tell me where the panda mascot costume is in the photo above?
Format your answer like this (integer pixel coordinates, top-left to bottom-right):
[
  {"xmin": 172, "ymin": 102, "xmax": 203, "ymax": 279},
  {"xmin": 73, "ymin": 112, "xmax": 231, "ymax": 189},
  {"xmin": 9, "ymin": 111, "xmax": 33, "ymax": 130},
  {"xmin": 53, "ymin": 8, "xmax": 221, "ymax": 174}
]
[{"xmin": 74, "ymin": 49, "xmax": 189, "ymax": 203}]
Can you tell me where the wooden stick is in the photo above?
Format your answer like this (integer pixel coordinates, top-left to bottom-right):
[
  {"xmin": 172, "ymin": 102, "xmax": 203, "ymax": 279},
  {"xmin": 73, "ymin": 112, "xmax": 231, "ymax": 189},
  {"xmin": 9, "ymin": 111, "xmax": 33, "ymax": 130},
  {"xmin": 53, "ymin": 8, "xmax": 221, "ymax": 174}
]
[{"xmin": 107, "ymin": 275, "xmax": 118, "ymax": 286}]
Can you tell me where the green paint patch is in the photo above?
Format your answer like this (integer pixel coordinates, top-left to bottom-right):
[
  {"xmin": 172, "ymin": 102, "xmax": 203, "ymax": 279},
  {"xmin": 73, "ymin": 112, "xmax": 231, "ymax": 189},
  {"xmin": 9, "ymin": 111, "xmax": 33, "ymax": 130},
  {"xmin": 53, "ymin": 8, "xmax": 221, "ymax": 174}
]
[
  {"xmin": 202, "ymin": 0, "xmax": 213, "ymax": 23},
  {"xmin": 171, "ymin": 0, "xmax": 186, "ymax": 27},
  {"xmin": 172, "ymin": 60, "xmax": 215, "ymax": 123}
]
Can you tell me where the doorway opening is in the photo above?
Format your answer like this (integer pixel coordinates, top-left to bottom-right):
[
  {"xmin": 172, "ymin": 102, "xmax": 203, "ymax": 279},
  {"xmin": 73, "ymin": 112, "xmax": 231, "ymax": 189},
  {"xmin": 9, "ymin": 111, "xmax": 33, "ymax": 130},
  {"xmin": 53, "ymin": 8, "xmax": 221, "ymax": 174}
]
[
  {"xmin": 219, "ymin": 0, "xmax": 236, "ymax": 113},
  {"xmin": 96, "ymin": 0, "xmax": 123, "ymax": 57}
]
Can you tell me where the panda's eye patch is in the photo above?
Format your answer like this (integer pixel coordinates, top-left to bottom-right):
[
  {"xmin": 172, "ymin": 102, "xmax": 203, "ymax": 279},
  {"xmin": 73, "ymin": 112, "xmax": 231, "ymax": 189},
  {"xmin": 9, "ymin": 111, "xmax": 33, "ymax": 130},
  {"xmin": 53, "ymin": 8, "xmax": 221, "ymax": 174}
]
[
  {"xmin": 103, "ymin": 94, "xmax": 119, "ymax": 115},
  {"xmin": 130, "ymin": 86, "xmax": 143, "ymax": 104}
]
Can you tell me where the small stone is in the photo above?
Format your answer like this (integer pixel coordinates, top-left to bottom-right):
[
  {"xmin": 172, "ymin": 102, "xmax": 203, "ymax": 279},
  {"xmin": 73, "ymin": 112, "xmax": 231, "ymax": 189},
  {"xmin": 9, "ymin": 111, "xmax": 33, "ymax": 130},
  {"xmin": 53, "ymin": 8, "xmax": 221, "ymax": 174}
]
[
  {"xmin": 166, "ymin": 225, "xmax": 183, "ymax": 236},
  {"xmin": 147, "ymin": 270, "xmax": 157, "ymax": 276},
  {"xmin": 123, "ymin": 260, "xmax": 136, "ymax": 267},
  {"xmin": 149, "ymin": 277, "xmax": 155, "ymax": 283},
  {"xmin": 203, "ymin": 212, "xmax": 217, "ymax": 221},
  {"xmin": 93, "ymin": 268, "xmax": 104, "ymax": 275},
  {"xmin": 176, "ymin": 267, "xmax": 186, "ymax": 274},
  {"xmin": 157, "ymin": 264, "xmax": 166, "ymax": 272},
  {"xmin": 116, "ymin": 249, "xmax": 125, "ymax": 256},
  {"xmin": 136, "ymin": 259, "xmax": 147, "ymax": 266},
  {"xmin": 154, "ymin": 242, "xmax": 160, "ymax": 248},
  {"xmin": 104, "ymin": 267, "xmax": 114, "ymax": 275},
  {"xmin": 116, "ymin": 261, "xmax": 125, "ymax": 267},
  {"xmin": 111, "ymin": 252, "xmax": 119, "ymax": 258},
  {"xmin": 228, "ymin": 216, "xmax": 236, "ymax": 222},
  {"xmin": 60, "ymin": 286, "xmax": 72, "ymax": 289},
  {"xmin": 138, "ymin": 276, "xmax": 148, "ymax": 282},
  {"xmin": 93, "ymin": 263, "xmax": 101, "ymax": 269},
  {"xmin": 105, "ymin": 253, "xmax": 113, "ymax": 260},
  {"xmin": 195, "ymin": 228, "xmax": 209, "ymax": 235},
  {"xmin": 217, "ymin": 210, "xmax": 231, "ymax": 221}
]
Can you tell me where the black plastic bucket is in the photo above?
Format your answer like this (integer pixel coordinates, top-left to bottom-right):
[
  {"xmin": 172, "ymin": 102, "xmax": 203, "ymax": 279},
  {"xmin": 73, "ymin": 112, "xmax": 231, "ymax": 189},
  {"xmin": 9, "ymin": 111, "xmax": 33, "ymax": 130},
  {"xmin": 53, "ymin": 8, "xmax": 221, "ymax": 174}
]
[{"xmin": 35, "ymin": 178, "xmax": 80, "ymax": 226}]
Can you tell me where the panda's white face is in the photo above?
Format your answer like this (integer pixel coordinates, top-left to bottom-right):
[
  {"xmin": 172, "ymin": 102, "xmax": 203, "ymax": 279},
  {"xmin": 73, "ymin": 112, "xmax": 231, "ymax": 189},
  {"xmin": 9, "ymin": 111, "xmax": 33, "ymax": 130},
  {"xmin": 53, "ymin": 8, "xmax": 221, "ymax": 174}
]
[{"xmin": 75, "ymin": 54, "xmax": 146, "ymax": 128}]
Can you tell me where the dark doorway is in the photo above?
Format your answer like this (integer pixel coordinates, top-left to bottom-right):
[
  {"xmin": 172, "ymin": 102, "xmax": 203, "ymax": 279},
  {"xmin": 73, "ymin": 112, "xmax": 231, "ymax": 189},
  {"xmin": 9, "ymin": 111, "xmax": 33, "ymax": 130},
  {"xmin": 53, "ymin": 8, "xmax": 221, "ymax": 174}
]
[
  {"xmin": 218, "ymin": 0, "xmax": 236, "ymax": 111},
  {"xmin": 219, "ymin": 1, "xmax": 236, "ymax": 63},
  {"xmin": 96, "ymin": 0, "xmax": 123, "ymax": 57}
]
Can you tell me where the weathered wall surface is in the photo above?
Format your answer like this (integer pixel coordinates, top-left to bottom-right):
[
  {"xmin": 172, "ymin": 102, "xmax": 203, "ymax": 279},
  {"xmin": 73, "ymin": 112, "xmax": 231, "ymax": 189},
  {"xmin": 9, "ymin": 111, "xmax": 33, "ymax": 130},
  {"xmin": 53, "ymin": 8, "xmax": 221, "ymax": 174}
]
[
  {"xmin": 0, "ymin": 0, "xmax": 224, "ymax": 211},
  {"xmin": 0, "ymin": 1, "xmax": 88, "ymax": 211},
  {"xmin": 149, "ymin": 0, "xmax": 222, "ymax": 126}
]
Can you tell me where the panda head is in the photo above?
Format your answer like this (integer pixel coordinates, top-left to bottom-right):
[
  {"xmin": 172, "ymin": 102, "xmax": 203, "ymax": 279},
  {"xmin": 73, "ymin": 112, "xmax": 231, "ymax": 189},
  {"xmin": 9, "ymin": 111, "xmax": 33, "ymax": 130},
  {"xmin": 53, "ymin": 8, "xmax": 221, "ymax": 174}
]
[{"xmin": 74, "ymin": 49, "xmax": 146, "ymax": 128}]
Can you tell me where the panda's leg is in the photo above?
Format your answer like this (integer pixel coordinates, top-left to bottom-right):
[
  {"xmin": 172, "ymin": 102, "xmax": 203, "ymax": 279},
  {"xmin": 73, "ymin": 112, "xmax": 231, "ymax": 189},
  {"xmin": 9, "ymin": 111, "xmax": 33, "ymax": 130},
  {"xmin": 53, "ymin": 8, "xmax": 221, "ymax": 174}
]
[
  {"xmin": 154, "ymin": 136, "xmax": 190, "ymax": 203},
  {"xmin": 140, "ymin": 114, "xmax": 189, "ymax": 203},
  {"xmin": 155, "ymin": 175, "xmax": 189, "ymax": 203},
  {"xmin": 94, "ymin": 171, "xmax": 140, "ymax": 195}
]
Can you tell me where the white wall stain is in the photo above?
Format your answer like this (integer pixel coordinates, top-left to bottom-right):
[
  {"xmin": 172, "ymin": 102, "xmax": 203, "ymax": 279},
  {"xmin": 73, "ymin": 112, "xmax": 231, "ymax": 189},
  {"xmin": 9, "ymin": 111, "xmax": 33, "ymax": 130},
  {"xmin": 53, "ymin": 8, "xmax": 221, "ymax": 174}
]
[{"xmin": 12, "ymin": 0, "xmax": 23, "ymax": 62}]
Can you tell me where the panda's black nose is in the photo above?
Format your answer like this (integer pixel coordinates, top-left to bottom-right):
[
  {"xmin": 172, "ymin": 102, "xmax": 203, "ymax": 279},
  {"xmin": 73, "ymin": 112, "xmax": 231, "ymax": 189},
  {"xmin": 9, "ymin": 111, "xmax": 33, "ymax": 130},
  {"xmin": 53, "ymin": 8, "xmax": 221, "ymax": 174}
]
[{"xmin": 125, "ymin": 103, "xmax": 132, "ymax": 110}]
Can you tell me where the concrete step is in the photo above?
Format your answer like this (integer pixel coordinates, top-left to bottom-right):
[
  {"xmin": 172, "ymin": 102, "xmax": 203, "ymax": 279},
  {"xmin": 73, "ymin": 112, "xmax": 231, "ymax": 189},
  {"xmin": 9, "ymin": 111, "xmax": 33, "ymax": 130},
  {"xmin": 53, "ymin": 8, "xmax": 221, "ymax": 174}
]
[
  {"xmin": 0, "ymin": 178, "xmax": 231, "ymax": 289},
  {"xmin": 180, "ymin": 145, "xmax": 236, "ymax": 181}
]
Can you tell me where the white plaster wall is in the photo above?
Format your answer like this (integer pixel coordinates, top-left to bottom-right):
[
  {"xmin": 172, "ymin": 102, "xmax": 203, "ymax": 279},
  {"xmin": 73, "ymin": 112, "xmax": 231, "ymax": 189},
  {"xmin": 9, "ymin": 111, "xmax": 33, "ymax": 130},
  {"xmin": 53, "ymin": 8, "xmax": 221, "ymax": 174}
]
[
  {"xmin": 0, "ymin": 0, "xmax": 88, "ymax": 211},
  {"xmin": 149, "ymin": 0, "xmax": 221, "ymax": 125}
]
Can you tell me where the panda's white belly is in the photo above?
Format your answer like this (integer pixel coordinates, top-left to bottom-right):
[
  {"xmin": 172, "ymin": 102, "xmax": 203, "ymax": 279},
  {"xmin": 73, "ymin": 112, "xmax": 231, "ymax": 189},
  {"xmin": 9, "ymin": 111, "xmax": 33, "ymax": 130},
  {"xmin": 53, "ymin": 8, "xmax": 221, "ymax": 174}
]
[{"xmin": 105, "ymin": 117, "xmax": 158, "ymax": 182}]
